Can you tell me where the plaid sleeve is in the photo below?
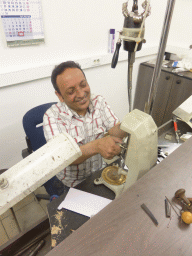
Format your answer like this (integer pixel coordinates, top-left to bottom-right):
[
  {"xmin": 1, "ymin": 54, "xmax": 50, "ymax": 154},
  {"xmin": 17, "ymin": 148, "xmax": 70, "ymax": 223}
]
[
  {"xmin": 98, "ymin": 96, "xmax": 119, "ymax": 130},
  {"xmin": 43, "ymin": 111, "xmax": 67, "ymax": 142}
]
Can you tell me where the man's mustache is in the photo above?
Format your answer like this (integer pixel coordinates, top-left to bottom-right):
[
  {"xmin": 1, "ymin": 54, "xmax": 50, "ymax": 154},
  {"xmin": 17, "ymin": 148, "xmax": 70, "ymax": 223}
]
[{"xmin": 75, "ymin": 93, "xmax": 88, "ymax": 102}]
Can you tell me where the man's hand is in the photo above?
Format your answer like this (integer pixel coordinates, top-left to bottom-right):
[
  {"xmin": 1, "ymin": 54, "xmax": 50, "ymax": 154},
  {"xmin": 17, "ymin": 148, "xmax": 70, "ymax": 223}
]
[
  {"xmin": 96, "ymin": 136, "xmax": 122, "ymax": 159},
  {"xmin": 70, "ymin": 135, "xmax": 123, "ymax": 165},
  {"xmin": 108, "ymin": 122, "xmax": 128, "ymax": 139}
]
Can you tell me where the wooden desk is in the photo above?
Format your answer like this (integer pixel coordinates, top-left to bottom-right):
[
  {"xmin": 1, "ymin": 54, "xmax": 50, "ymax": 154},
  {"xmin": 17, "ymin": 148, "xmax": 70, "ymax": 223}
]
[{"xmin": 46, "ymin": 136, "xmax": 192, "ymax": 256}]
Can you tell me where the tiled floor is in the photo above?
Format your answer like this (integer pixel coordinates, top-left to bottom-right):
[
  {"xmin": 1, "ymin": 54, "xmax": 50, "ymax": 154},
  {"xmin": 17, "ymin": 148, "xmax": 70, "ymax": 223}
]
[{"xmin": 0, "ymin": 186, "xmax": 49, "ymax": 248}]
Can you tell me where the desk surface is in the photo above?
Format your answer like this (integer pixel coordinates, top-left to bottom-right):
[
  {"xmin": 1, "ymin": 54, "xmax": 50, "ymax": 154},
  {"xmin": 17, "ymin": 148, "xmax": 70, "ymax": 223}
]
[
  {"xmin": 46, "ymin": 135, "xmax": 192, "ymax": 256},
  {"xmin": 47, "ymin": 167, "xmax": 115, "ymax": 248},
  {"xmin": 47, "ymin": 124, "xmax": 186, "ymax": 249}
]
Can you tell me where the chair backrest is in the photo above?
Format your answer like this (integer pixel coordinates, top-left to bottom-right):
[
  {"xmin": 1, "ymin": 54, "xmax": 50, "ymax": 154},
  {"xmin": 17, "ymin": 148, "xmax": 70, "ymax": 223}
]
[{"xmin": 23, "ymin": 102, "xmax": 57, "ymax": 151}]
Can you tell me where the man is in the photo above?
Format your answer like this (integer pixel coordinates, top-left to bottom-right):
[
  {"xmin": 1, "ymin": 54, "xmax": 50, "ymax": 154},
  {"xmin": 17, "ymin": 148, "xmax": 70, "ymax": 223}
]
[{"xmin": 43, "ymin": 61, "xmax": 127, "ymax": 192}]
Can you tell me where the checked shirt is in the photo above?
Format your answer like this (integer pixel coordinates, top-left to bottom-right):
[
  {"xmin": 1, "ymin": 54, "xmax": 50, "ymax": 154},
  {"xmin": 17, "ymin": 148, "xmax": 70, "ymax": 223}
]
[{"xmin": 43, "ymin": 94, "xmax": 119, "ymax": 187}]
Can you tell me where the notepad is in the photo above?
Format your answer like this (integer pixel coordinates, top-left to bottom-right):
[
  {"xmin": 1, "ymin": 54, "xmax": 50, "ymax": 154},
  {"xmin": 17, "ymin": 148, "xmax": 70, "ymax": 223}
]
[{"xmin": 58, "ymin": 188, "xmax": 112, "ymax": 218}]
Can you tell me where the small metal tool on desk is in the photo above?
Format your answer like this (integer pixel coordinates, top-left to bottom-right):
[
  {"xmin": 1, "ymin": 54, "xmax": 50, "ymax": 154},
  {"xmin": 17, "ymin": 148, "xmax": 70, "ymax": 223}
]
[
  {"xmin": 165, "ymin": 198, "xmax": 171, "ymax": 218},
  {"xmin": 141, "ymin": 203, "xmax": 158, "ymax": 226},
  {"xmin": 165, "ymin": 196, "xmax": 180, "ymax": 218}
]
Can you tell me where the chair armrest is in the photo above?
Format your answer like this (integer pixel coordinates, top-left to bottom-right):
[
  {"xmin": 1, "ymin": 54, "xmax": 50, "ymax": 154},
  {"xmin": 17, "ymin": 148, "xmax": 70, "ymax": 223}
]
[{"xmin": 22, "ymin": 136, "xmax": 33, "ymax": 158}]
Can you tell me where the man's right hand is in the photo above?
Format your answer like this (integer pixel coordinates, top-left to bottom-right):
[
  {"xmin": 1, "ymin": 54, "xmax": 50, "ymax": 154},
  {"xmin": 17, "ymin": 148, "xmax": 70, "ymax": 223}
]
[{"xmin": 96, "ymin": 136, "xmax": 122, "ymax": 159}]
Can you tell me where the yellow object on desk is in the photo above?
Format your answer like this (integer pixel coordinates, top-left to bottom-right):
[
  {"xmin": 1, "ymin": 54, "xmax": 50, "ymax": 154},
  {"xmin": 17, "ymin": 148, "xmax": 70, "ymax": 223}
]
[{"xmin": 181, "ymin": 211, "xmax": 192, "ymax": 224}]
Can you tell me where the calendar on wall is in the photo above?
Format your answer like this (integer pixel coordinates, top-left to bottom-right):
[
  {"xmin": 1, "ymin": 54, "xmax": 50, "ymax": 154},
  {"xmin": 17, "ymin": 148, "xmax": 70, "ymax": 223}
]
[{"xmin": 0, "ymin": 0, "xmax": 44, "ymax": 46}]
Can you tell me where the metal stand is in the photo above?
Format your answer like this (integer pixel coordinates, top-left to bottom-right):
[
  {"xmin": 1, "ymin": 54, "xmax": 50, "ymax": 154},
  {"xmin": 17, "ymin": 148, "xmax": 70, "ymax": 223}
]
[
  {"xmin": 128, "ymin": 52, "xmax": 135, "ymax": 112},
  {"xmin": 145, "ymin": 0, "xmax": 176, "ymax": 114}
]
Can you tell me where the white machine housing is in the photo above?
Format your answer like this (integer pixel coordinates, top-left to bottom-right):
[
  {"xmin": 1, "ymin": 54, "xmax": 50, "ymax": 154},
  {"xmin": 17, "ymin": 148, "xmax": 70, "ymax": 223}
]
[
  {"xmin": 94, "ymin": 109, "xmax": 158, "ymax": 197},
  {"xmin": 0, "ymin": 132, "xmax": 82, "ymax": 215},
  {"xmin": 120, "ymin": 109, "xmax": 158, "ymax": 192}
]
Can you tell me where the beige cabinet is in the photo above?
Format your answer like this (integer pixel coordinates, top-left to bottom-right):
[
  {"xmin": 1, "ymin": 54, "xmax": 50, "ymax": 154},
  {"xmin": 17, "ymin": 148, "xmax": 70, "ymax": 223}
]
[{"xmin": 134, "ymin": 62, "xmax": 192, "ymax": 127}]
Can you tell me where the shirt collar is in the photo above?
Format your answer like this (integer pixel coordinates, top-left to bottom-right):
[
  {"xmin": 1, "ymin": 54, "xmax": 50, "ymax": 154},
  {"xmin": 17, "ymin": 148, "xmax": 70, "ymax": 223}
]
[
  {"xmin": 88, "ymin": 97, "xmax": 94, "ymax": 113},
  {"xmin": 60, "ymin": 96, "xmax": 94, "ymax": 119}
]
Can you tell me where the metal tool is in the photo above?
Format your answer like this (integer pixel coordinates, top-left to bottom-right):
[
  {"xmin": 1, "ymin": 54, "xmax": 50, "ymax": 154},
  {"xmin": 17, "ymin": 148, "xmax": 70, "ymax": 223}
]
[
  {"xmin": 165, "ymin": 198, "xmax": 171, "ymax": 218},
  {"xmin": 165, "ymin": 196, "xmax": 180, "ymax": 218},
  {"xmin": 141, "ymin": 203, "xmax": 158, "ymax": 225},
  {"xmin": 111, "ymin": 0, "xmax": 151, "ymax": 112},
  {"xmin": 175, "ymin": 189, "xmax": 191, "ymax": 208},
  {"xmin": 173, "ymin": 117, "xmax": 180, "ymax": 143},
  {"xmin": 13, "ymin": 229, "xmax": 50, "ymax": 256},
  {"xmin": 28, "ymin": 240, "xmax": 45, "ymax": 256},
  {"xmin": 145, "ymin": 0, "xmax": 176, "ymax": 115}
]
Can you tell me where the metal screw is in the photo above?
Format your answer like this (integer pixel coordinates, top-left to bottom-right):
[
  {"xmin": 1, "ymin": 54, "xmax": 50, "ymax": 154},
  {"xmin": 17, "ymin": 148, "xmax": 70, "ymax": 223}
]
[{"xmin": 0, "ymin": 178, "xmax": 9, "ymax": 189}]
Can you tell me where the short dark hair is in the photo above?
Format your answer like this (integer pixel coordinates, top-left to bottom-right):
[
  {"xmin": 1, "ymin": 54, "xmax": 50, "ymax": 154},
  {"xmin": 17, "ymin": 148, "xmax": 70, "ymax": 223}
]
[{"xmin": 51, "ymin": 61, "xmax": 86, "ymax": 94}]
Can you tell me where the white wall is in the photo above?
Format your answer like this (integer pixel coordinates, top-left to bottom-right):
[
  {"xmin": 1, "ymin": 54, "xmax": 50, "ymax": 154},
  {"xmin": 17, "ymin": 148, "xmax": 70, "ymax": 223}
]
[
  {"xmin": 0, "ymin": 0, "xmax": 191, "ymax": 73},
  {"xmin": 168, "ymin": 0, "xmax": 192, "ymax": 49},
  {"xmin": 0, "ymin": 54, "xmax": 155, "ymax": 169},
  {"xmin": 0, "ymin": 0, "xmax": 192, "ymax": 169},
  {"xmin": 0, "ymin": 0, "xmax": 126, "ymax": 72}
]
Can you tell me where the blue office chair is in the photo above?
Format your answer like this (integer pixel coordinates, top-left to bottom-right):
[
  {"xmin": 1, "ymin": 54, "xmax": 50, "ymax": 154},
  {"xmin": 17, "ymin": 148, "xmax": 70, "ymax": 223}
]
[{"xmin": 22, "ymin": 102, "xmax": 65, "ymax": 200}]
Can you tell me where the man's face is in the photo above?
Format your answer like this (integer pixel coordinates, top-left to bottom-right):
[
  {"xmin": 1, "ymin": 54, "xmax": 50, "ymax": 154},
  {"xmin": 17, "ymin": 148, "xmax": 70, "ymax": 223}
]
[{"xmin": 55, "ymin": 68, "xmax": 91, "ymax": 116}]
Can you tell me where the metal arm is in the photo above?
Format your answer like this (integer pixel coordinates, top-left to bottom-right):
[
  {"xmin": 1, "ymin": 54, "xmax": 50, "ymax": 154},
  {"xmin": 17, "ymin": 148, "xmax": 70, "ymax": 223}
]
[{"xmin": 145, "ymin": 0, "xmax": 176, "ymax": 115}]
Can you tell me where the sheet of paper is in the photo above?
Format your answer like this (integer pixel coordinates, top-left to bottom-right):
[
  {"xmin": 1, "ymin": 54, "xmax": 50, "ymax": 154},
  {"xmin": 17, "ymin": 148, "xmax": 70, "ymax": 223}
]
[{"xmin": 58, "ymin": 188, "xmax": 112, "ymax": 218}]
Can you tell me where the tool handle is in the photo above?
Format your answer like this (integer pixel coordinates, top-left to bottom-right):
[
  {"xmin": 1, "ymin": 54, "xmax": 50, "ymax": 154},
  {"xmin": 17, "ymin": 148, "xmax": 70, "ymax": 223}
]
[
  {"xmin": 111, "ymin": 41, "xmax": 121, "ymax": 68},
  {"xmin": 175, "ymin": 189, "xmax": 191, "ymax": 205},
  {"xmin": 173, "ymin": 121, "xmax": 178, "ymax": 131},
  {"xmin": 183, "ymin": 196, "xmax": 191, "ymax": 205}
]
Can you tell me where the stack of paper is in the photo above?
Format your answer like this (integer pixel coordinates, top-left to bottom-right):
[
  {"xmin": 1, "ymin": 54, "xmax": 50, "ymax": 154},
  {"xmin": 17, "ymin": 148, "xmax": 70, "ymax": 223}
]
[{"xmin": 58, "ymin": 188, "xmax": 112, "ymax": 218}]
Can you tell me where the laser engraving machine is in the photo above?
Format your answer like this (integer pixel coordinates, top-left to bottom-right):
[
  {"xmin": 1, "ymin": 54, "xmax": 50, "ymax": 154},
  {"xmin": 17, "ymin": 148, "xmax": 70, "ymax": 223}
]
[{"xmin": 95, "ymin": 0, "xmax": 176, "ymax": 197}]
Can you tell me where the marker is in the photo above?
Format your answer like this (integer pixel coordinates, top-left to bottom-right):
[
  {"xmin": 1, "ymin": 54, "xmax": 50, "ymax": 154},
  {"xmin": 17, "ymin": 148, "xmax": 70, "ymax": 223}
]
[{"xmin": 108, "ymin": 29, "xmax": 115, "ymax": 53}]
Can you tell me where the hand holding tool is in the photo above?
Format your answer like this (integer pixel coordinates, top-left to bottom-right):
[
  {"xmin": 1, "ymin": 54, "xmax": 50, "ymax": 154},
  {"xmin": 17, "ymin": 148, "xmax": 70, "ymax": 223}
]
[{"xmin": 165, "ymin": 198, "xmax": 171, "ymax": 217}]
